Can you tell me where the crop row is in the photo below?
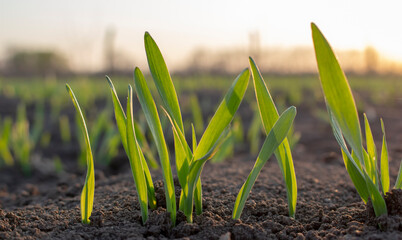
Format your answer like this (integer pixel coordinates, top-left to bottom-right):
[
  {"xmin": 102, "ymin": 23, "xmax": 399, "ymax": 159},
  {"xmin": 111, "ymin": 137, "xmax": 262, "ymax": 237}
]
[{"xmin": 64, "ymin": 23, "xmax": 402, "ymax": 227}]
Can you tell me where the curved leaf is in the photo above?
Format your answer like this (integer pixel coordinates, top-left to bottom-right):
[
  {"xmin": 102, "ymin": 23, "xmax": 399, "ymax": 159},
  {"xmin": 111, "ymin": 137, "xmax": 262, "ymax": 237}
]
[
  {"xmin": 133, "ymin": 67, "xmax": 176, "ymax": 225},
  {"xmin": 233, "ymin": 106, "xmax": 296, "ymax": 219},
  {"xmin": 66, "ymin": 84, "xmax": 94, "ymax": 224},
  {"xmin": 311, "ymin": 23, "xmax": 364, "ymax": 163},
  {"xmin": 249, "ymin": 57, "xmax": 297, "ymax": 217},
  {"xmin": 126, "ymin": 85, "xmax": 149, "ymax": 224}
]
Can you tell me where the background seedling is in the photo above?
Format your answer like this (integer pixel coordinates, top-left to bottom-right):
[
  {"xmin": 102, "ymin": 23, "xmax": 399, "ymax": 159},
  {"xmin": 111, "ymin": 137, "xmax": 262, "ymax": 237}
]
[
  {"xmin": 0, "ymin": 117, "xmax": 14, "ymax": 166},
  {"xmin": 59, "ymin": 115, "xmax": 71, "ymax": 143},
  {"xmin": 66, "ymin": 84, "xmax": 95, "ymax": 224},
  {"xmin": 10, "ymin": 104, "xmax": 32, "ymax": 175}
]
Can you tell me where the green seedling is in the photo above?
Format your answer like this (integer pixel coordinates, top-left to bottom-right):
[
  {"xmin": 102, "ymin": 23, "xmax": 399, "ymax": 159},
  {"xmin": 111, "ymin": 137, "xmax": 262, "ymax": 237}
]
[
  {"xmin": 233, "ymin": 106, "xmax": 296, "ymax": 219},
  {"xmin": 126, "ymin": 85, "xmax": 152, "ymax": 224},
  {"xmin": 234, "ymin": 57, "xmax": 298, "ymax": 219},
  {"xmin": 106, "ymin": 78, "xmax": 157, "ymax": 224},
  {"xmin": 53, "ymin": 155, "xmax": 64, "ymax": 174},
  {"xmin": 10, "ymin": 104, "xmax": 31, "ymax": 175},
  {"xmin": 252, "ymin": 58, "xmax": 298, "ymax": 217},
  {"xmin": 311, "ymin": 23, "xmax": 402, "ymax": 218},
  {"xmin": 30, "ymin": 101, "xmax": 45, "ymax": 145},
  {"xmin": 0, "ymin": 117, "xmax": 14, "ymax": 166},
  {"xmin": 1, "ymin": 102, "xmax": 46, "ymax": 173},
  {"xmin": 66, "ymin": 84, "xmax": 95, "ymax": 224},
  {"xmin": 139, "ymin": 32, "xmax": 250, "ymax": 223}
]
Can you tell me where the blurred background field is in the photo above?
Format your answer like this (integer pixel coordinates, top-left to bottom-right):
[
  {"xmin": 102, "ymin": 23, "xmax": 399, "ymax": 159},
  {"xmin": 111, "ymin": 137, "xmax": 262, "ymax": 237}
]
[{"xmin": 0, "ymin": 73, "xmax": 400, "ymax": 178}]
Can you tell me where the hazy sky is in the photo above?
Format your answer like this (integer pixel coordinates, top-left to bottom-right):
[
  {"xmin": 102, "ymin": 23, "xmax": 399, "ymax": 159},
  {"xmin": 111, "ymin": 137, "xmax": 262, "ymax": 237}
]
[{"xmin": 1, "ymin": 0, "xmax": 402, "ymax": 71}]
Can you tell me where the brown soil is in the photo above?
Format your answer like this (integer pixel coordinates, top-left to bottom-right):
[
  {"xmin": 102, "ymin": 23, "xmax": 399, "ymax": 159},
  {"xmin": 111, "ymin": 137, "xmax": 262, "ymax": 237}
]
[{"xmin": 0, "ymin": 94, "xmax": 402, "ymax": 239}]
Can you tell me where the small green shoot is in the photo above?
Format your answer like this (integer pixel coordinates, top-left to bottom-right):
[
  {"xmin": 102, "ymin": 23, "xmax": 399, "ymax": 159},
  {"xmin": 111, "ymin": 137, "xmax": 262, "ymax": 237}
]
[
  {"xmin": 126, "ymin": 85, "xmax": 150, "ymax": 224},
  {"xmin": 66, "ymin": 84, "xmax": 95, "ymax": 224},
  {"xmin": 0, "ymin": 117, "xmax": 14, "ymax": 166},
  {"xmin": 132, "ymin": 67, "xmax": 177, "ymax": 224},
  {"xmin": 140, "ymin": 32, "xmax": 250, "ymax": 223},
  {"xmin": 106, "ymin": 77, "xmax": 157, "ymax": 223},
  {"xmin": 11, "ymin": 104, "xmax": 31, "ymax": 175},
  {"xmin": 249, "ymin": 57, "xmax": 298, "ymax": 218},
  {"xmin": 233, "ymin": 106, "xmax": 296, "ymax": 219},
  {"xmin": 311, "ymin": 23, "xmax": 402, "ymax": 218}
]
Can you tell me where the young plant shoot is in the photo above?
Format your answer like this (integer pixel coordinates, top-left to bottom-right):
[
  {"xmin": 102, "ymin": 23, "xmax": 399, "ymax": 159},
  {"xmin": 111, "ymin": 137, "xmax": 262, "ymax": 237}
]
[
  {"xmin": 106, "ymin": 77, "xmax": 157, "ymax": 224},
  {"xmin": 133, "ymin": 32, "xmax": 250, "ymax": 223},
  {"xmin": 66, "ymin": 84, "xmax": 95, "ymax": 224},
  {"xmin": 246, "ymin": 57, "xmax": 298, "ymax": 218},
  {"xmin": 311, "ymin": 23, "xmax": 402, "ymax": 218},
  {"xmin": 233, "ymin": 106, "xmax": 296, "ymax": 219},
  {"xmin": 126, "ymin": 85, "xmax": 151, "ymax": 224}
]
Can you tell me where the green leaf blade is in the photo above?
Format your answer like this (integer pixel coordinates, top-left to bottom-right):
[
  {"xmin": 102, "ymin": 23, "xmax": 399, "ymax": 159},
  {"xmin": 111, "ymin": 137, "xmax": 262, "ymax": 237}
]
[
  {"xmin": 380, "ymin": 119, "xmax": 389, "ymax": 193},
  {"xmin": 364, "ymin": 114, "xmax": 378, "ymax": 185},
  {"xmin": 329, "ymin": 109, "xmax": 369, "ymax": 203},
  {"xmin": 126, "ymin": 85, "xmax": 149, "ymax": 224},
  {"xmin": 249, "ymin": 57, "xmax": 297, "ymax": 218},
  {"xmin": 144, "ymin": 32, "xmax": 184, "ymax": 132},
  {"xmin": 133, "ymin": 67, "xmax": 177, "ymax": 225},
  {"xmin": 107, "ymin": 76, "xmax": 156, "ymax": 208},
  {"xmin": 233, "ymin": 106, "xmax": 297, "ymax": 220},
  {"xmin": 395, "ymin": 161, "xmax": 402, "ymax": 189},
  {"xmin": 106, "ymin": 76, "xmax": 128, "ymax": 152},
  {"xmin": 66, "ymin": 84, "xmax": 95, "ymax": 225},
  {"xmin": 311, "ymin": 23, "xmax": 364, "ymax": 163}
]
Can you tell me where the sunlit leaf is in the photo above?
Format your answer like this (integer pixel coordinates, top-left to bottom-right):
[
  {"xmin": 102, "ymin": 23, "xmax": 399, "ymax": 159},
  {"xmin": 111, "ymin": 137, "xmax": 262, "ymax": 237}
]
[
  {"xmin": 233, "ymin": 106, "xmax": 296, "ymax": 219},
  {"xmin": 380, "ymin": 119, "xmax": 389, "ymax": 194},
  {"xmin": 311, "ymin": 23, "xmax": 364, "ymax": 163},
  {"xmin": 133, "ymin": 67, "xmax": 177, "ymax": 225},
  {"xmin": 126, "ymin": 85, "xmax": 149, "ymax": 224},
  {"xmin": 249, "ymin": 57, "xmax": 297, "ymax": 217},
  {"xmin": 66, "ymin": 84, "xmax": 94, "ymax": 224}
]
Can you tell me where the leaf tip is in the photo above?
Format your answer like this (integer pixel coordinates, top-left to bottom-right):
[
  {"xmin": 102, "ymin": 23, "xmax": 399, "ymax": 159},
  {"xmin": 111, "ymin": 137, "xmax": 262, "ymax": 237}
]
[
  {"xmin": 311, "ymin": 22, "xmax": 323, "ymax": 40},
  {"xmin": 290, "ymin": 105, "xmax": 297, "ymax": 113},
  {"xmin": 128, "ymin": 84, "xmax": 133, "ymax": 94},
  {"xmin": 380, "ymin": 118, "xmax": 385, "ymax": 133},
  {"xmin": 105, "ymin": 75, "xmax": 114, "ymax": 89},
  {"xmin": 248, "ymin": 56, "xmax": 256, "ymax": 67},
  {"xmin": 134, "ymin": 67, "xmax": 141, "ymax": 75},
  {"xmin": 311, "ymin": 22, "xmax": 317, "ymax": 28},
  {"xmin": 144, "ymin": 31, "xmax": 154, "ymax": 44}
]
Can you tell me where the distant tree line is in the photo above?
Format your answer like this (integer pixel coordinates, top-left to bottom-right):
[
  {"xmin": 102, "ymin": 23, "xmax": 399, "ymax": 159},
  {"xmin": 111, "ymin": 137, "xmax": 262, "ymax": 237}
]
[{"xmin": 1, "ymin": 49, "xmax": 69, "ymax": 77}]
